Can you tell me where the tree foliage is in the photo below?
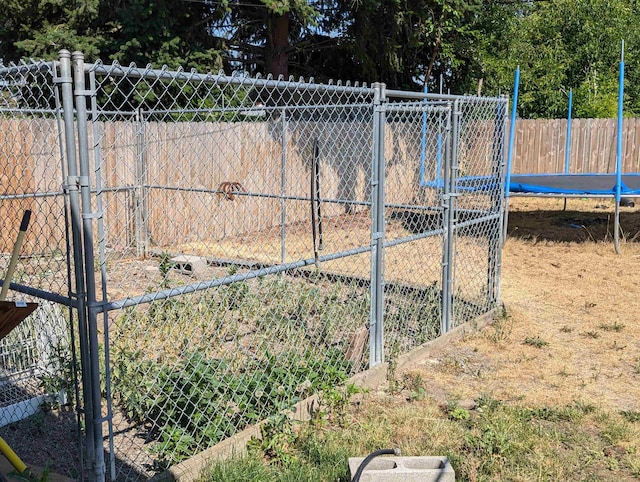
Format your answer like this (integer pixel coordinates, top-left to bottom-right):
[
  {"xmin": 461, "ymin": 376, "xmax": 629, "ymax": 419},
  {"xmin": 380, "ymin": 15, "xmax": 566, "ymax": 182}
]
[
  {"xmin": 219, "ymin": 0, "xmax": 320, "ymax": 77},
  {"xmin": 477, "ymin": 0, "xmax": 640, "ymax": 118},
  {"xmin": 324, "ymin": 0, "xmax": 483, "ymax": 91},
  {"xmin": 103, "ymin": 0, "xmax": 226, "ymax": 72},
  {"xmin": 0, "ymin": 0, "xmax": 104, "ymax": 61},
  {"xmin": 1, "ymin": 0, "xmax": 640, "ymax": 118}
]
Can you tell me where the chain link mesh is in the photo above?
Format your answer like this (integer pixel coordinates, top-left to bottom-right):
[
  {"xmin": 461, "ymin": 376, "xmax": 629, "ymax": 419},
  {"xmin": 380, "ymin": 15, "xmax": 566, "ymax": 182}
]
[
  {"xmin": 382, "ymin": 102, "xmax": 448, "ymax": 357},
  {"xmin": 85, "ymin": 64, "xmax": 378, "ymax": 478},
  {"xmin": 0, "ymin": 60, "xmax": 80, "ymax": 478},
  {"xmin": 1, "ymin": 53, "xmax": 507, "ymax": 480},
  {"xmin": 450, "ymin": 98, "xmax": 507, "ymax": 326}
]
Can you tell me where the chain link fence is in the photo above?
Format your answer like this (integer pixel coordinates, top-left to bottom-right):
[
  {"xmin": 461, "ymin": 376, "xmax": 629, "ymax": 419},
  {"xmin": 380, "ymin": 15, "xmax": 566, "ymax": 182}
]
[
  {"xmin": 449, "ymin": 98, "xmax": 507, "ymax": 326},
  {"xmin": 0, "ymin": 59, "xmax": 82, "ymax": 478},
  {"xmin": 0, "ymin": 51, "xmax": 507, "ymax": 480}
]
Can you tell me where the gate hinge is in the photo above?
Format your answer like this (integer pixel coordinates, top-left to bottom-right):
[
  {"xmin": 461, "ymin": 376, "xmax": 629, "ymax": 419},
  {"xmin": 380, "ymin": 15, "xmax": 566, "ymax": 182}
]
[
  {"xmin": 442, "ymin": 192, "xmax": 461, "ymax": 201},
  {"xmin": 74, "ymin": 89, "xmax": 95, "ymax": 97}
]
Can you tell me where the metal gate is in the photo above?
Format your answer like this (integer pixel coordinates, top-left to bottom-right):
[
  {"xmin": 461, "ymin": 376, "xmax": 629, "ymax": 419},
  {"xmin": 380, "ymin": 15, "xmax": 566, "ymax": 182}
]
[{"xmin": 1, "ymin": 50, "xmax": 507, "ymax": 481}]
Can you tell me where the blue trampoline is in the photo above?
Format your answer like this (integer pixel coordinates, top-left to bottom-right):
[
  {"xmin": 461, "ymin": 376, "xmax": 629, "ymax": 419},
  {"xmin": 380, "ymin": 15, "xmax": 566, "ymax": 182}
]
[
  {"xmin": 508, "ymin": 173, "xmax": 640, "ymax": 196},
  {"xmin": 418, "ymin": 44, "xmax": 633, "ymax": 252},
  {"xmin": 503, "ymin": 44, "xmax": 633, "ymax": 253},
  {"xmin": 423, "ymin": 173, "xmax": 640, "ymax": 197},
  {"xmin": 427, "ymin": 173, "xmax": 640, "ymax": 196}
]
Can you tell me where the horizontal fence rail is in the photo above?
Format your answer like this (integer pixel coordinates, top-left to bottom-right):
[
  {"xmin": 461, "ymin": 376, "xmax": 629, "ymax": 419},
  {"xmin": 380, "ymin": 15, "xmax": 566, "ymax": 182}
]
[
  {"xmin": 1, "ymin": 50, "xmax": 508, "ymax": 481},
  {"xmin": 512, "ymin": 118, "xmax": 640, "ymax": 175}
]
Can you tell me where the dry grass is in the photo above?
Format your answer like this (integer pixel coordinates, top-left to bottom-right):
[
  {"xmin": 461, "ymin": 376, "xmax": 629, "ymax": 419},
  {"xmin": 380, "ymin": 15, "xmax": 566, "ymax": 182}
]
[
  {"xmin": 201, "ymin": 195, "xmax": 640, "ymax": 481},
  {"xmin": 403, "ymin": 196, "xmax": 640, "ymax": 410}
]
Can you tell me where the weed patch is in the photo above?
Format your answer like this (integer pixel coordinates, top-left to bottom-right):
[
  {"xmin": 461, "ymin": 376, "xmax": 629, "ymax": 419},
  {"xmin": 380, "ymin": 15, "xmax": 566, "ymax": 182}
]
[
  {"xmin": 485, "ymin": 304, "xmax": 512, "ymax": 343},
  {"xmin": 107, "ymin": 263, "xmax": 445, "ymax": 466},
  {"xmin": 201, "ymin": 395, "xmax": 640, "ymax": 482},
  {"xmin": 598, "ymin": 321, "xmax": 625, "ymax": 332},
  {"xmin": 523, "ymin": 336, "xmax": 549, "ymax": 348}
]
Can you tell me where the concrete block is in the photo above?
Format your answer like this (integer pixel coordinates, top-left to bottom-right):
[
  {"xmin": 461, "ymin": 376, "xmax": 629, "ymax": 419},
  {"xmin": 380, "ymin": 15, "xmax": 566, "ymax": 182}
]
[
  {"xmin": 171, "ymin": 255, "xmax": 208, "ymax": 276},
  {"xmin": 348, "ymin": 456, "xmax": 455, "ymax": 482}
]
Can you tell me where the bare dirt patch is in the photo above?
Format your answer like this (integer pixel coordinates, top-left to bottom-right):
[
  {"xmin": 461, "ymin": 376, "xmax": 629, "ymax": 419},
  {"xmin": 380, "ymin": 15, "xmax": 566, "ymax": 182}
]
[
  {"xmin": 6, "ymin": 196, "xmax": 640, "ymax": 480},
  {"xmin": 406, "ymin": 197, "xmax": 640, "ymax": 411}
]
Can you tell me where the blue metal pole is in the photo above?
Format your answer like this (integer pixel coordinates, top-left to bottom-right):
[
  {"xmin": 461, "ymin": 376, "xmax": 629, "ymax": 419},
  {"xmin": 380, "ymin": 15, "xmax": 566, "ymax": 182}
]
[
  {"xmin": 614, "ymin": 41, "xmax": 625, "ymax": 254},
  {"xmin": 565, "ymin": 89, "xmax": 573, "ymax": 174},
  {"xmin": 502, "ymin": 67, "xmax": 520, "ymax": 243},
  {"xmin": 615, "ymin": 44, "xmax": 625, "ymax": 203},
  {"xmin": 505, "ymin": 67, "xmax": 520, "ymax": 198}
]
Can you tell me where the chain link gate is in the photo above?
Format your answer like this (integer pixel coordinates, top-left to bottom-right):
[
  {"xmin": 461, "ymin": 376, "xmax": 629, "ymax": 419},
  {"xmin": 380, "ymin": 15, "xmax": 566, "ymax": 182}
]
[
  {"xmin": 0, "ymin": 59, "xmax": 85, "ymax": 478},
  {"xmin": 2, "ymin": 49, "xmax": 507, "ymax": 481},
  {"xmin": 445, "ymin": 97, "xmax": 508, "ymax": 329},
  {"xmin": 379, "ymin": 91, "xmax": 507, "ymax": 360},
  {"xmin": 380, "ymin": 97, "xmax": 450, "ymax": 360}
]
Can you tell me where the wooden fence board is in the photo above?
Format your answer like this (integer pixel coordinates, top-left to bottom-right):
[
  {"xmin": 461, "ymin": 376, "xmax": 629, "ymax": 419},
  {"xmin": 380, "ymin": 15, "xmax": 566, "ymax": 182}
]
[{"xmin": 4, "ymin": 117, "xmax": 640, "ymax": 254}]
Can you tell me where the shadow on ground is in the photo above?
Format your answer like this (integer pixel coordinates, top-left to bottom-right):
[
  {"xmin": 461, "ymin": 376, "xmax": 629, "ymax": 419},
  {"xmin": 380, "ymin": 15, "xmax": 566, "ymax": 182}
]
[
  {"xmin": 0, "ymin": 404, "xmax": 156, "ymax": 481},
  {"xmin": 506, "ymin": 206, "xmax": 640, "ymax": 243}
]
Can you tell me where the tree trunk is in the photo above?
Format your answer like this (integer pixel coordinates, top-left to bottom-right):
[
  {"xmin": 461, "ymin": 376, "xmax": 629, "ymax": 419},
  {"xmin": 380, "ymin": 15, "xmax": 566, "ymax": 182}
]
[
  {"xmin": 424, "ymin": 32, "xmax": 442, "ymax": 88},
  {"xmin": 266, "ymin": 12, "xmax": 290, "ymax": 78}
]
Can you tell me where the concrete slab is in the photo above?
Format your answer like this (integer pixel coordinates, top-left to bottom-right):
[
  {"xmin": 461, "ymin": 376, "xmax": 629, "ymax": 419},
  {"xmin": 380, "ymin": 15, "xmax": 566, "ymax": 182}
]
[{"xmin": 348, "ymin": 456, "xmax": 455, "ymax": 482}]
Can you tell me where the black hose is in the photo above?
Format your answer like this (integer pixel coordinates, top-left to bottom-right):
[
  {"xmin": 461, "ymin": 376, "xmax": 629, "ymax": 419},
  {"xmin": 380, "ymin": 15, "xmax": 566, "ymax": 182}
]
[
  {"xmin": 351, "ymin": 448, "xmax": 400, "ymax": 482},
  {"xmin": 314, "ymin": 140, "xmax": 324, "ymax": 250},
  {"xmin": 310, "ymin": 139, "xmax": 319, "ymax": 264}
]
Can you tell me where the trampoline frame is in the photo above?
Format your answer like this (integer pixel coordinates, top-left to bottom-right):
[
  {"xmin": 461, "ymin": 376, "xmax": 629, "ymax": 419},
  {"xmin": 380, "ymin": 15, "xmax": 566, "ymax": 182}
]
[{"xmin": 504, "ymin": 43, "xmax": 630, "ymax": 253}]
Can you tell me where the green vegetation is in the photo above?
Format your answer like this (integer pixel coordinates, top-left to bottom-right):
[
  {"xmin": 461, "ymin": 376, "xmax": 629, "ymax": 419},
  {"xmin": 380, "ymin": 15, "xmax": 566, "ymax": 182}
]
[
  {"xmin": 108, "ymin": 264, "xmax": 441, "ymax": 466},
  {"xmin": 523, "ymin": 336, "xmax": 549, "ymax": 348},
  {"xmin": 3, "ymin": 0, "xmax": 640, "ymax": 117},
  {"xmin": 384, "ymin": 284, "xmax": 442, "ymax": 351},
  {"xmin": 599, "ymin": 321, "xmax": 626, "ymax": 332},
  {"xmin": 200, "ymin": 393, "xmax": 640, "ymax": 481},
  {"xmin": 114, "ymin": 348, "xmax": 350, "ymax": 466},
  {"xmin": 485, "ymin": 304, "xmax": 512, "ymax": 344},
  {"xmin": 110, "ymin": 272, "xmax": 358, "ymax": 466}
]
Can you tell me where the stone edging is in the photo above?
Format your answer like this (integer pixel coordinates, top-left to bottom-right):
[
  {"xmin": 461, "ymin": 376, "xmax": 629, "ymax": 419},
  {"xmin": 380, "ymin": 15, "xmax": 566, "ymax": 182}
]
[{"xmin": 149, "ymin": 309, "xmax": 497, "ymax": 481}]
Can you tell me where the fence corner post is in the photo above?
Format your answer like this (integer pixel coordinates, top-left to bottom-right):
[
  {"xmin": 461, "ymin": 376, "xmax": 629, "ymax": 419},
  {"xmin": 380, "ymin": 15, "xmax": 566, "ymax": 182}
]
[
  {"xmin": 71, "ymin": 50, "xmax": 106, "ymax": 482},
  {"xmin": 369, "ymin": 83, "xmax": 386, "ymax": 367}
]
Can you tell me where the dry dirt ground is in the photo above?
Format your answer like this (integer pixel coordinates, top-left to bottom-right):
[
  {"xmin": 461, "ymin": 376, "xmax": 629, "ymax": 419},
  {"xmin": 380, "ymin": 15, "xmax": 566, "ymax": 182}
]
[
  {"xmin": 406, "ymin": 196, "xmax": 640, "ymax": 412},
  {"xmin": 4, "ymin": 196, "xmax": 640, "ymax": 480}
]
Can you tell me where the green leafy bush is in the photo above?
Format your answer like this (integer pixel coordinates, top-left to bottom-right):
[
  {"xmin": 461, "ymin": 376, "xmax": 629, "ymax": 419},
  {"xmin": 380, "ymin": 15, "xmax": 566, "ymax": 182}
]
[{"xmin": 111, "ymin": 346, "xmax": 351, "ymax": 466}]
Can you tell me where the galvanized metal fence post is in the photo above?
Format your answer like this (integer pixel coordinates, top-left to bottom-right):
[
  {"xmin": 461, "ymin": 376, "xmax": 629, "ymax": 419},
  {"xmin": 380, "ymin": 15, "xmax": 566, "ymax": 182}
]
[
  {"xmin": 440, "ymin": 102, "xmax": 454, "ymax": 334},
  {"xmin": 72, "ymin": 50, "xmax": 106, "ymax": 482},
  {"xmin": 447, "ymin": 100, "xmax": 461, "ymax": 330},
  {"xmin": 135, "ymin": 107, "xmax": 149, "ymax": 257},
  {"xmin": 58, "ymin": 49, "xmax": 95, "ymax": 479},
  {"xmin": 281, "ymin": 110, "xmax": 288, "ymax": 264},
  {"xmin": 88, "ymin": 69, "xmax": 118, "ymax": 481},
  {"xmin": 488, "ymin": 100, "xmax": 507, "ymax": 304},
  {"xmin": 369, "ymin": 83, "xmax": 386, "ymax": 366},
  {"xmin": 496, "ymin": 96, "xmax": 510, "ymax": 305}
]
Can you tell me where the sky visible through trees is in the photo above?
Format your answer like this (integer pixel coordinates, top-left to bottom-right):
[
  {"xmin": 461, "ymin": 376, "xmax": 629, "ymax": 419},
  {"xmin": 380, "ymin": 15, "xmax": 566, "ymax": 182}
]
[{"xmin": 1, "ymin": 0, "xmax": 638, "ymax": 118}]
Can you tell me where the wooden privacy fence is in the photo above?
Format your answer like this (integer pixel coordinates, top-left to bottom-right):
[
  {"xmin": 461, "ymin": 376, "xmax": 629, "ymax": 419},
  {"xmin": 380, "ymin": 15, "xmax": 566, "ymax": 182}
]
[
  {"xmin": 512, "ymin": 118, "xmax": 640, "ymax": 174},
  {"xmin": 0, "ymin": 118, "xmax": 66, "ymax": 257},
  {"xmin": 97, "ymin": 119, "xmax": 376, "ymax": 252},
  {"xmin": 4, "ymin": 116, "xmax": 640, "ymax": 254}
]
